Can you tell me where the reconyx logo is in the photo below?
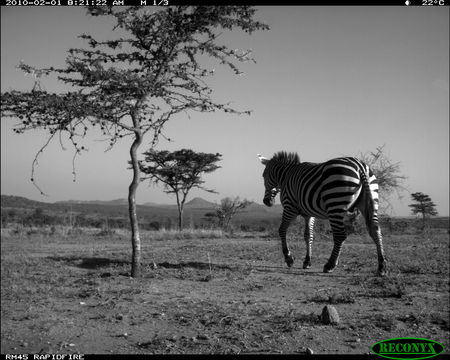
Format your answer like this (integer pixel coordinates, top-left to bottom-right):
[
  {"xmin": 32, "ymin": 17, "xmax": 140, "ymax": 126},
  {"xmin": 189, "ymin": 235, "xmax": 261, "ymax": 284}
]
[{"xmin": 372, "ymin": 337, "xmax": 445, "ymax": 360}]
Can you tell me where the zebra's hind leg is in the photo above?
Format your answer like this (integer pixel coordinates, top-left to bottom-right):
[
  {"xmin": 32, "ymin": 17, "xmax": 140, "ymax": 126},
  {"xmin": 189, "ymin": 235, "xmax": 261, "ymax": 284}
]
[
  {"xmin": 358, "ymin": 165, "xmax": 387, "ymax": 276},
  {"xmin": 367, "ymin": 219, "xmax": 387, "ymax": 276},
  {"xmin": 358, "ymin": 197, "xmax": 387, "ymax": 276},
  {"xmin": 303, "ymin": 216, "xmax": 315, "ymax": 269},
  {"xmin": 323, "ymin": 222, "xmax": 347, "ymax": 273}
]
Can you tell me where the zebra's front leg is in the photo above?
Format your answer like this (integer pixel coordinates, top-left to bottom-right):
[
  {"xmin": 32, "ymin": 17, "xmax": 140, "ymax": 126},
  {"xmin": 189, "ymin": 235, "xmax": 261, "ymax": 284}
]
[
  {"xmin": 303, "ymin": 216, "xmax": 315, "ymax": 269},
  {"xmin": 323, "ymin": 223, "xmax": 347, "ymax": 273},
  {"xmin": 279, "ymin": 210, "xmax": 296, "ymax": 267}
]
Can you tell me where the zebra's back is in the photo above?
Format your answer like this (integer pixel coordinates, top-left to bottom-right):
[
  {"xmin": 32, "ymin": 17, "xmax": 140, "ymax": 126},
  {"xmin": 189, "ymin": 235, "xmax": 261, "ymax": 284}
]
[{"xmin": 281, "ymin": 157, "xmax": 371, "ymax": 219}]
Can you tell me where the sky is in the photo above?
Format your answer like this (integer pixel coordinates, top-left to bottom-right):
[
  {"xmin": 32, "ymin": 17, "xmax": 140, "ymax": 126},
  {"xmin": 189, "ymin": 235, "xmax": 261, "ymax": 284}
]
[{"xmin": 1, "ymin": 6, "xmax": 449, "ymax": 216}]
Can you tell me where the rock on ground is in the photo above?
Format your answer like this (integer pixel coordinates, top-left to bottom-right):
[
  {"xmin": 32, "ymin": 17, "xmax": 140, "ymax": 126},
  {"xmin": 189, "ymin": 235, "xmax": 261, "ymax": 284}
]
[{"xmin": 321, "ymin": 305, "xmax": 340, "ymax": 325}]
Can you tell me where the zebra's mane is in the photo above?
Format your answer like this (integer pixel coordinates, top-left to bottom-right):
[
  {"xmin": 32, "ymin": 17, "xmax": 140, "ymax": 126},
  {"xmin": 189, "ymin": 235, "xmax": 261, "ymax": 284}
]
[{"xmin": 271, "ymin": 151, "xmax": 300, "ymax": 164}]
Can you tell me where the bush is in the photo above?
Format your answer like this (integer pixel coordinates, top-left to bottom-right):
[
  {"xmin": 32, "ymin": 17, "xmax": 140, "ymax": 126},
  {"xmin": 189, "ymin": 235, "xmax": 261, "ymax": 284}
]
[
  {"xmin": 66, "ymin": 227, "xmax": 85, "ymax": 236},
  {"xmin": 23, "ymin": 208, "xmax": 56, "ymax": 227},
  {"xmin": 149, "ymin": 228, "xmax": 225, "ymax": 241},
  {"xmin": 392, "ymin": 220, "xmax": 408, "ymax": 233},
  {"xmin": 95, "ymin": 228, "xmax": 116, "ymax": 237},
  {"xmin": 148, "ymin": 221, "xmax": 161, "ymax": 231}
]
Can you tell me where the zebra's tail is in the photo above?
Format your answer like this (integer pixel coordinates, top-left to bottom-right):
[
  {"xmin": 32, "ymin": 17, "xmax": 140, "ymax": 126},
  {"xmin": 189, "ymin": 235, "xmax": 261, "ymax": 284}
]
[
  {"xmin": 358, "ymin": 163, "xmax": 387, "ymax": 276},
  {"xmin": 358, "ymin": 165, "xmax": 379, "ymax": 226}
]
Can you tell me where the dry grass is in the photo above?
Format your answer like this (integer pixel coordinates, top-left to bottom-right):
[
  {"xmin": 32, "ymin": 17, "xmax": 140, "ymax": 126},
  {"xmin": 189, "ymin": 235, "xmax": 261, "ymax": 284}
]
[
  {"xmin": 148, "ymin": 228, "xmax": 226, "ymax": 240},
  {"xmin": 1, "ymin": 226, "xmax": 449, "ymax": 354}
]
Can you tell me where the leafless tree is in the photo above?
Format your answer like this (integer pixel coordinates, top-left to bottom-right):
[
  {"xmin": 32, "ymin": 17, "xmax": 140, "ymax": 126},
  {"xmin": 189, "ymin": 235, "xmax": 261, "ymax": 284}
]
[
  {"xmin": 216, "ymin": 197, "xmax": 252, "ymax": 230},
  {"xmin": 358, "ymin": 145, "xmax": 407, "ymax": 213}
]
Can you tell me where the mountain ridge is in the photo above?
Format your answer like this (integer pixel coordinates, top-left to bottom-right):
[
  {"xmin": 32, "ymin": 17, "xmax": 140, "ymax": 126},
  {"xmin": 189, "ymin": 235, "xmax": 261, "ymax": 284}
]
[
  {"xmin": 55, "ymin": 198, "xmax": 129, "ymax": 206},
  {"xmin": 1, "ymin": 194, "xmax": 256, "ymax": 209},
  {"xmin": 184, "ymin": 197, "xmax": 216, "ymax": 208}
]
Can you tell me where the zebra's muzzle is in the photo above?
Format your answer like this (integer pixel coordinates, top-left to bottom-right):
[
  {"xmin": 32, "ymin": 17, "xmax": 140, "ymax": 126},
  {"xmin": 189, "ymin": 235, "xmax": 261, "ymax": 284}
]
[
  {"xmin": 263, "ymin": 188, "xmax": 278, "ymax": 207},
  {"xmin": 263, "ymin": 196, "xmax": 274, "ymax": 207}
]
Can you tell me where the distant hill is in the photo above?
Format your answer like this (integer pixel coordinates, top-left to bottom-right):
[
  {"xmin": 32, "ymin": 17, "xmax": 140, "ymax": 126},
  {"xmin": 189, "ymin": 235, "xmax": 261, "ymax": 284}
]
[
  {"xmin": 185, "ymin": 197, "xmax": 216, "ymax": 209},
  {"xmin": 240, "ymin": 201, "xmax": 283, "ymax": 215},
  {"xmin": 2, "ymin": 194, "xmax": 448, "ymax": 231},
  {"xmin": 143, "ymin": 201, "xmax": 163, "ymax": 207},
  {"xmin": 1, "ymin": 194, "xmax": 269, "ymax": 211},
  {"xmin": 55, "ymin": 198, "xmax": 128, "ymax": 206},
  {"xmin": 244, "ymin": 202, "xmax": 269, "ymax": 212},
  {"xmin": 0, "ymin": 194, "xmax": 281, "ymax": 230},
  {"xmin": 1, "ymin": 195, "xmax": 50, "ymax": 208}
]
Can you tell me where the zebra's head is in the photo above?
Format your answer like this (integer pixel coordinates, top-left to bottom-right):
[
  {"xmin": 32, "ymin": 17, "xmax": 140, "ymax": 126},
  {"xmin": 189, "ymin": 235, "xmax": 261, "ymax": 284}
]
[{"xmin": 258, "ymin": 154, "xmax": 279, "ymax": 207}]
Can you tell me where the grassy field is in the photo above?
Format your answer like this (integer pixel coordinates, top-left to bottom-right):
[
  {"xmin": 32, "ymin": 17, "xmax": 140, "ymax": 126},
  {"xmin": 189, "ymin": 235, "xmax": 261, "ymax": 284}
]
[{"xmin": 1, "ymin": 226, "xmax": 449, "ymax": 354}]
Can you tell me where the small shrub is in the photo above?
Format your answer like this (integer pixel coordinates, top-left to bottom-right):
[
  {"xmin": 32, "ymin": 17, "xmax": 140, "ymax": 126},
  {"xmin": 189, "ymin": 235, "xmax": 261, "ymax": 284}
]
[
  {"xmin": 396, "ymin": 312, "xmax": 427, "ymax": 327},
  {"xmin": 149, "ymin": 228, "xmax": 225, "ymax": 241},
  {"xmin": 23, "ymin": 207, "xmax": 57, "ymax": 227},
  {"xmin": 392, "ymin": 220, "xmax": 408, "ymax": 234},
  {"xmin": 429, "ymin": 312, "xmax": 450, "ymax": 331},
  {"xmin": 373, "ymin": 314, "xmax": 398, "ymax": 331},
  {"xmin": 148, "ymin": 221, "xmax": 161, "ymax": 231},
  {"xmin": 364, "ymin": 276, "xmax": 406, "ymax": 298},
  {"xmin": 26, "ymin": 228, "xmax": 40, "ymax": 236},
  {"xmin": 329, "ymin": 293, "xmax": 356, "ymax": 304},
  {"xmin": 11, "ymin": 225, "xmax": 25, "ymax": 236},
  {"xmin": 66, "ymin": 227, "xmax": 85, "ymax": 236},
  {"xmin": 308, "ymin": 293, "xmax": 329, "ymax": 303},
  {"xmin": 95, "ymin": 228, "xmax": 116, "ymax": 237},
  {"xmin": 399, "ymin": 264, "xmax": 424, "ymax": 274},
  {"xmin": 309, "ymin": 291, "xmax": 355, "ymax": 304},
  {"xmin": 270, "ymin": 308, "xmax": 320, "ymax": 332},
  {"xmin": 23, "ymin": 226, "xmax": 58, "ymax": 237}
]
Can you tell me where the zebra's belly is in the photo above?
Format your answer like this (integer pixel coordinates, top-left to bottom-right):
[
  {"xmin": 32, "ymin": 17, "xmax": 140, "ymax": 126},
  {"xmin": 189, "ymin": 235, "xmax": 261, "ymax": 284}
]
[
  {"xmin": 296, "ymin": 203, "xmax": 328, "ymax": 219},
  {"xmin": 321, "ymin": 185, "xmax": 362, "ymax": 215},
  {"xmin": 293, "ymin": 187, "xmax": 361, "ymax": 220}
]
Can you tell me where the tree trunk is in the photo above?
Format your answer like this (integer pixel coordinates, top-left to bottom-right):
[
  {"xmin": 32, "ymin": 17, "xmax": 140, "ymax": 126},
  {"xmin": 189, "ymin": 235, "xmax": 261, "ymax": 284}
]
[
  {"xmin": 178, "ymin": 206, "xmax": 184, "ymax": 231},
  {"xmin": 128, "ymin": 126, "xmax": 143, "ymax": 278},
  {"xmin": 175, "ymin": 192, "xmax": 185, "ymax": 231},
  {"xmin": 225, "ymin": 215, "xmax": 231, "ymax": 230}
]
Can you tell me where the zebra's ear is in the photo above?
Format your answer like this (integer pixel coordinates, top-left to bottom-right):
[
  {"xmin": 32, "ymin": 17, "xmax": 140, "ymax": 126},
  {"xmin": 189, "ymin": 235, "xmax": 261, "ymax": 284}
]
[{"xmin": 258, "ymin": 154, "xmax": 269, "ymax": 165}]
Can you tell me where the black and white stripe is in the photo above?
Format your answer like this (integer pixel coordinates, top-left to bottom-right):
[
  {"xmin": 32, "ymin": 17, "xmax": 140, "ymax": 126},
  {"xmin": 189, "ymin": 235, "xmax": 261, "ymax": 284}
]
[{"xmin": 258, "ymin": 151, "xmax": 387, "ymax": 276}]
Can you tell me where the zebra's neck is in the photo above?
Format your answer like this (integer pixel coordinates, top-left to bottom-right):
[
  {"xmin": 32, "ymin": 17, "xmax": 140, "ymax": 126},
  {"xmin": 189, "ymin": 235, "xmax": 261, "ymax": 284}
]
[{"xmin": 273, "ymin": 162, "xmax": 299, "ymax": 187}]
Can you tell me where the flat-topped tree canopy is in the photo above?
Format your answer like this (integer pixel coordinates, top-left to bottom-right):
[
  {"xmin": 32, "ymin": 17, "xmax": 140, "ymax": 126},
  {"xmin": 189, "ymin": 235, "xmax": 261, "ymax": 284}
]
[{"xmin": 2, "ymin": 6, "xmax": 269, "ymax": 154}]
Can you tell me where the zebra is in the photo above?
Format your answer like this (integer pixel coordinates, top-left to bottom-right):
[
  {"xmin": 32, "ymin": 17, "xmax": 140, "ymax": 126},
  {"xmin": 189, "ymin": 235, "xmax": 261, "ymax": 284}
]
[{"xmin": 258, "ymin": 151, "xmax": 387, "ymax": 276}]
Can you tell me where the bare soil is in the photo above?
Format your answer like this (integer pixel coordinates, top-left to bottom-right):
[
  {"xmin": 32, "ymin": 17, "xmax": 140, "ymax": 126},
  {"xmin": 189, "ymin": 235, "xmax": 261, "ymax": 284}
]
[{"xmin": 1, "ymin": 228, "xmax": 449, "ymax": 355}]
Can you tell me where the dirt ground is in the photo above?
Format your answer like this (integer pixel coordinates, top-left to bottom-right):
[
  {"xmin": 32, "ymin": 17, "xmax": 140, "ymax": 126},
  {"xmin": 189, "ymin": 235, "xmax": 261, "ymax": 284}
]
[{"xmin": 1, "ymin": 228, "xmax": 449, "ymax": 355}]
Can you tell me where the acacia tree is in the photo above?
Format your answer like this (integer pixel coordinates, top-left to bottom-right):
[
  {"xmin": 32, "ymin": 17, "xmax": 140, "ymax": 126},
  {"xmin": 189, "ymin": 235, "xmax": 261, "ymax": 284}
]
[
  {"xmin": 0, "ymin": 6, "xmax": 269, "ymax": 277},
  {"xmin": 139, "ymin": 148, "xmax": 221, "ymax": 230},
  {"xmin": 216, "ymin": 196, "xmax": 252, "ymax": 230},
  {"xmin": 358, "ymin": 145, "xmax": 407, "ymax": 213},
  {"xmin": 409, "ymin": 192, "xmax": 438, "ymax": 229}
]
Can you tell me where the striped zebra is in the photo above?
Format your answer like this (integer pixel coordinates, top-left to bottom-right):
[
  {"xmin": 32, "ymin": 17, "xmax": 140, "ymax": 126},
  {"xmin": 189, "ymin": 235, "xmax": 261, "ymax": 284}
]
[{"xmin": 258, "ymin": 151, "xmax": 387, "ymax": 276}]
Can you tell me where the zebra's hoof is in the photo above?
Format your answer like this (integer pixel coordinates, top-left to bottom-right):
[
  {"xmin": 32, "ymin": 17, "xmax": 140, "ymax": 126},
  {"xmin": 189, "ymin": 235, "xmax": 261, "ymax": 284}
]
[
  {"xmin": 323, "ymin": 263, "xmax": 335, "ymax": 273},
  {"xmin": 377, "ymin": 262, "xmax": 387, "ymax": 277},
  {"xmin": 285, "ymin": 255, "xmax": 294, "ymax": 268},
  {"xmin": 377, "ymin": 268, "xmax": 387, "ymax": 277},
  {"xmin": 303, "ymin": 260, "xmax": 311, "ymax": 269}
]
